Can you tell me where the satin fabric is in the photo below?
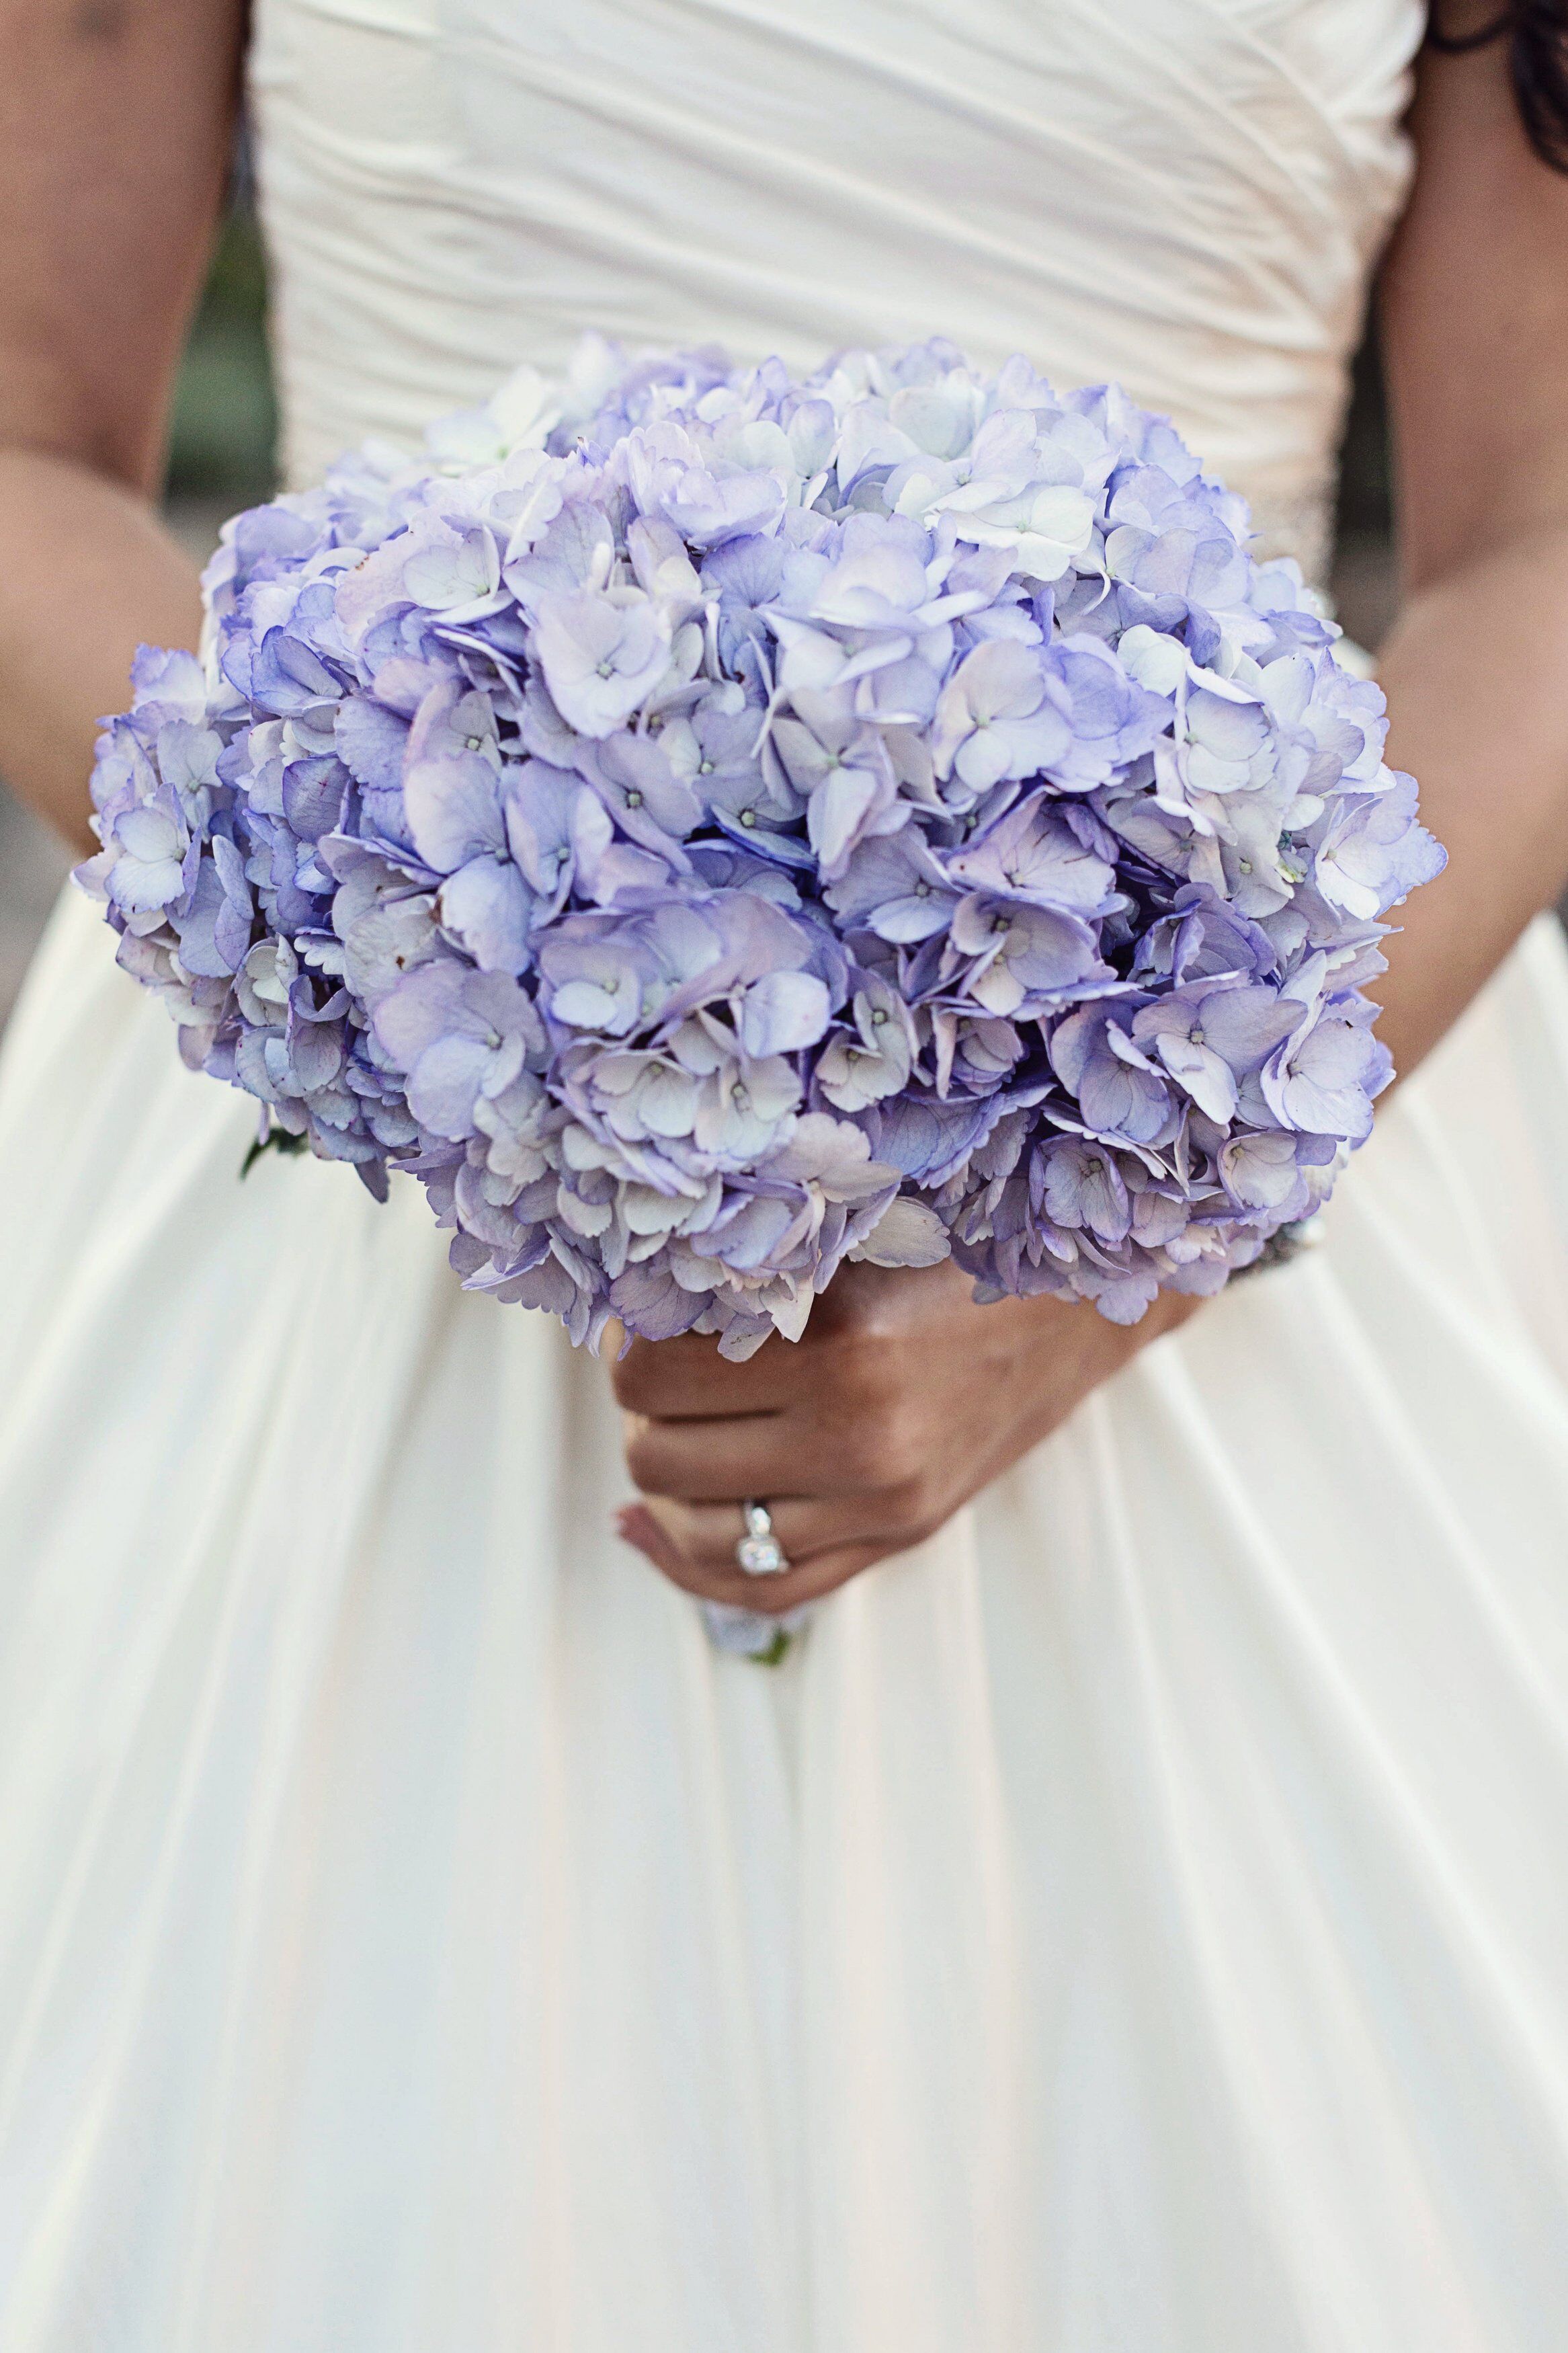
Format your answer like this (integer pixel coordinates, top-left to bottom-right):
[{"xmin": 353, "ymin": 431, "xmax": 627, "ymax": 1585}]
[
  {"xmin": 8, "ymin": 1, "xmax": 1568, "ymax": 2345},
  {"xmin": 253, "ymin": 0, "xmax": 1421, "ymax": 579}
]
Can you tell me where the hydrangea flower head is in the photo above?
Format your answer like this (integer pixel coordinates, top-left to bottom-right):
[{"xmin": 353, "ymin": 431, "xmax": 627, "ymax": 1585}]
[{"xmin": 80, "ymin": 339, "xmax": 1444, "ymax": 1350}]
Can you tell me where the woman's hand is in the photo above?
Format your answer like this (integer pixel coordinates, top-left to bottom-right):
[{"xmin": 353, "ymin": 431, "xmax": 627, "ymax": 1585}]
[{"xmin": 613, "ymin": 1261, "xmax": 1199, "ymax": 1616}]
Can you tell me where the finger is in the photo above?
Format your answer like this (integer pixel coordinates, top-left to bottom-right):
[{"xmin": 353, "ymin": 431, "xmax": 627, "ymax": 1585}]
[
  {"xmin": 618, "ymin": 1504, "xmax": 887, "ymax": 1614},
  {"xmin": 636, "ymin": 1490, "xmax": 916, "ymax": 1574},
  {"xmin": 622, "ymin": 1396, "xmax": 896, "ymax": 1503},
  {"xmin": 622, "ymin": 1407, "xmax": 862, "ymax": 1504},
  {"xmin": 612, "ymin": 1328, "xmax": 808, "ymax": 1419}
]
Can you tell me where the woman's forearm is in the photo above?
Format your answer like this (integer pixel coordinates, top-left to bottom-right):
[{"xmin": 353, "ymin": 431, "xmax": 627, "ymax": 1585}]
[
  {"xmin": 1368, "ymin": 518, "xmax": 1568, "ymax": 1078},
  {"xmin": 0, "ymin": 447, "xmax": 204, "ymax": 855}
]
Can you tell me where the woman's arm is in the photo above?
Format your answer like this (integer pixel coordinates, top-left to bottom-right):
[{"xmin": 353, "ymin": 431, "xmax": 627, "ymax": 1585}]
[
  {"xmin": 1372, "ymin": 16, "xmax": 1568, "ymax": 1072},
  {"xmin": 0, "ymin": 0, "xmax": 245, "ymax": 853},
  {"xmin": 616, "ymin": 27, "xmax": 1568, "ymax": 1616}
]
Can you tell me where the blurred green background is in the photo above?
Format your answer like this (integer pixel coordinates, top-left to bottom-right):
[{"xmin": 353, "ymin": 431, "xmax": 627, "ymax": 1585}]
[
  {"xmin": 165, "ymin": 207, "xmax": 278, "ymax": 510},
  {"xmin": 0, "ymin": 199, "xmax": 1399, "ymax": 1026}
]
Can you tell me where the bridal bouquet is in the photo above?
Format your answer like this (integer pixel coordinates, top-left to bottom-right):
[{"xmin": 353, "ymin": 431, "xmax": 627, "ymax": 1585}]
[{"xmin": 80, "ymin": 338, "xmax": 1443, "ymax": 1355}]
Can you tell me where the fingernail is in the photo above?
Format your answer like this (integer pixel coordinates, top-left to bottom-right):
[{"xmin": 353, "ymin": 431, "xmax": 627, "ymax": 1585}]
[{"xmin": 615, "ymin": 1503, "xmax": 659, "ymax": 1560}]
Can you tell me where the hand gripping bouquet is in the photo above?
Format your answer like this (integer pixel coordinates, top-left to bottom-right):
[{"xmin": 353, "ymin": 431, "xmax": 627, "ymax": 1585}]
[{"xmin": 81, "ymin": 337, "xmax": 1444, "ymax": 1361}]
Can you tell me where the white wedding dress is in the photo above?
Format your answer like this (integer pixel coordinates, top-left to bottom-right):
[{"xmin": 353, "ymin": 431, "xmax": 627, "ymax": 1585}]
[{"xmin": 7, "ymin": 0, "xmax": 1568, "ymax": 2344}]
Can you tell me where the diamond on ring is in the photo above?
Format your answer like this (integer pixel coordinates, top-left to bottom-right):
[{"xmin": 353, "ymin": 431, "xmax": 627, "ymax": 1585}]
[{"xmin": 737, "ymin": 1499, "xmax": 789, "ymax": 1576}]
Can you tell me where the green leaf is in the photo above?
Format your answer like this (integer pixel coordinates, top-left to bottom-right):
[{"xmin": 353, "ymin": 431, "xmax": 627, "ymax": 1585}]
[{"xmin": 240, "ymin": 1127, "xmax": 310, "ymax": 1180}]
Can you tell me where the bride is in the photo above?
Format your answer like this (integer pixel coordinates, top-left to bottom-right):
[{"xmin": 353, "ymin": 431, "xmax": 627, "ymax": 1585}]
[{"xmin": 4, "ymin": 0, "xmax": 1568, "ymax": 2342}]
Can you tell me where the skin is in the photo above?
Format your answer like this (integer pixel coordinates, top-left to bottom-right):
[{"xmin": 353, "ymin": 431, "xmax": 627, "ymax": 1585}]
[
  {"xmin": 0, "ymin": 1, "xmax": 240, "ymax": 848},
  {"xmin": 3, "ymin": 5, "xmax": 1568, "ymax": 1619}
]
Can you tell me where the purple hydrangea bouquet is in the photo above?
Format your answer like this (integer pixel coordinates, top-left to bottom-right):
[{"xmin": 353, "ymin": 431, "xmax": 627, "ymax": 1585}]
[{"xmin": 80, "ymin": 337, "xmax": 1443, "ymax": 1362}]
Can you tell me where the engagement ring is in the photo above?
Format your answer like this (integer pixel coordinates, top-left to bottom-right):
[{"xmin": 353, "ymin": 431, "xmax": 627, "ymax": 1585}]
[{"xmin": 736, "ymin": 1500, "xmax": 789, "ymax": 1576}]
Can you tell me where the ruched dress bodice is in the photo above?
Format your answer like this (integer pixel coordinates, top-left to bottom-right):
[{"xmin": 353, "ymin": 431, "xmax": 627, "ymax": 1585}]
[{"xmin": 251, "ymin": 0, "xmax": 1422, "ymax": 580}]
